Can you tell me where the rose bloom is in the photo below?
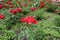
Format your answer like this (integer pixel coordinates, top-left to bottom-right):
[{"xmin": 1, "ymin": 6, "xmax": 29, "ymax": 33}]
[
  {"xmin": 23, "ymin": 3, "xmax": 28, "ymax": 7},
  {"xmin": 20, "ymin": 16, "xmax": 38, "ymax": 24},
  {"xmin": 17, "ymin": 2, "xmax": 21, "ymax": 4},
  {"xmin": 7, "ymin": 1, "xmax": 12, "ymax": 5},
  {"xmin": 0, "ymin": 14, "xmax": 5, "ymax": 19},
  {"xmin": 30, "ymin": 7, "xmax": 37, "ymax": 11},
  {"xmin": 10, "ymin": 9, "xmax": 17, "ymax": 14},
  {"xmin": 16, "ymin": 7, "xmax": 22, "ymax": 13},
  {"xmin": 0, "ymin": 4, "xmax": 4, "ymax": 9},
  {"xmin": 20, "ymin": 18, "xmax": 26, "ymax": 22},
  {"xmin": 10, "ymin": 4, "xmax": 13, "ymax": 8}
]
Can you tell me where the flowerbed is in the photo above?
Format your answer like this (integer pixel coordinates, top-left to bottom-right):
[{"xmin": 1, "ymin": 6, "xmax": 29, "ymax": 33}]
[{"xmin": 0, "ymin": 0, "xmax": 60, "ymax": 40}]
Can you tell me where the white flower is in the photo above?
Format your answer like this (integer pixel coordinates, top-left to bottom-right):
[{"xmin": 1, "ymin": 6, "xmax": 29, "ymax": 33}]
[
  {"xmin": 34, "ymin": 2, "xmax": 38, "ymax": 6},
  {"xmin": 52, "ymin": 0, "xmax": 56, "ymax": 1}
]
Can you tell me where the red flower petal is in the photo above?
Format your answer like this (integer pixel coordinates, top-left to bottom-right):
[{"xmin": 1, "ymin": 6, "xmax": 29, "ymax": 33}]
[
  {"xmin": 16, "ymin": 8, "xmax": 22, "ymax": 13},
  {"xmin": 23, "ymin": 3, "xmax": 28, "ymax": 7},
  {"xmin": 0, "ymin": 14, "xmax": 5, "ymax": 19},
  {"xmin": 10, "ymin": 10, "xmax": 17, "ymax": 14},
  {"xmin": 7, "ymin": 1, "xmax": 12, "ymax": 5},
  {"xmin": 20, "ymin": 18, "xmax": 26, "ymax": 22}
]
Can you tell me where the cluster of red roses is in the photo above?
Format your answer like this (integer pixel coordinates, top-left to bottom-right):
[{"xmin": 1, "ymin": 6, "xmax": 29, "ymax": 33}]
[
  {"xmin": 7, "ymin": 1, "xmax": 13, "ymax": 8},
  {"xmin": 7, "ymin": 1, "xmax": 37, "ymax": 14},
  {"xmin": 0, "ymin": 15, "xmax": 38, "ymax": 25},
  {"xmin": 0, "ymin": 0, "xmax": 39, "ymax": 24},
  {"xmin": 0, "ymin": 4, "xmax": 6, "ymax": 9},
  {"xmin": 39, "ymin": 1, "xmax": 44, "ymax": 9},
  {"xmin": 20, "ymin": 16, "xmax": 38, "ymax": 24},
  {"xmin": 10, "ymin": 7, "xmax": 22, "ymax": 14},
  {"xmin": 10, "ymin": 7, "xmax": 37, "ymax": 15},
  {"xmin": 0, "ymin": 0, "xmax": 60, "ymax": 24}
]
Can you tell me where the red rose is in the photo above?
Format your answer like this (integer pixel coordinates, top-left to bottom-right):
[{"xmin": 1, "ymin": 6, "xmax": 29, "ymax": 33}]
[
  {"xmin": 16, "ymin": 8, "xmax": 22, "ymax": 13},
  {"xmin": 20, "ymin": 16, "xmax": 38, "ymax": 24},
  {"xmin": 25, "ymin": 18, "xmax": 33, "ymax": 23},
  {"xmin": 17, "ymin": 2, "xmax": 21, "ymax": 4},
  {"xmin": 33, "ymin": 19, "xmax": 38, "ymax": 24},
  {"xmin": 23, "ymin": 3, "xmax": 28, "ymax": 7},
  {"xmin": 3, "ymin": 5, "xmax": 7, "ymax": 8},
  {"xmin": 25, "ymin": 16, "xmax": 37, "ymax": 24},
  {"xmin": 40, "ymin": 1, "xmax": 44, "ymax": 5},
  {"xmin": 26, "ymin": 16, "xmax": 34, "ymax": 22},
  {"xmin": 7, "ymin": 1, "xmax": 12, "ymax": 5},
  {"xmin": 0, "ymin": 14, "xmax": 5, "ymax": 19},
  {"xmin": 39, "ymin": 1, "xmax": 44, "ymax": 9},
  {"xmin": 20, "ymin": 18, "xmax": 26, "ymax": 22},
  {"xmin": 39, "ymin": 5, "xmax": 44, "ymax": 9},
  {"xmin": 30, "ymin": 7, "xmax": 37, "ymax": 11},
  {"xmin": 10, "ymin": 4, "xmax": 13, "ymax": 8},
  {"xmin": 10, "ymin": 10, "xmax": 17, "ymax": 14},
  {"xmin": 0, "ymin": 4, "xmax": 3, "ymax": 9}
]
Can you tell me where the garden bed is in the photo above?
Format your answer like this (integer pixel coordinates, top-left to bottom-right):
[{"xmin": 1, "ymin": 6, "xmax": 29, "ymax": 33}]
[{"xmin": 0, "ymin": 0, "xmax": 60, "ymax": 40}]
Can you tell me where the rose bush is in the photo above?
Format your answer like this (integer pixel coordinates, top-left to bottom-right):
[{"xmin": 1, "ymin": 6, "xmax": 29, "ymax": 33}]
[{"xmin": 0, "ymin": 0, "xmax": 60, "ymax": 40}]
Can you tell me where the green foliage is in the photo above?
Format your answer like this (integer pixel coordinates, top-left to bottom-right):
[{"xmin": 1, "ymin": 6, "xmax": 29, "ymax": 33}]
[
  {"xmin": 54, "ymin": 16, "xmax": 60, "ymax": 26},
  {"xmin": 46, "ymin": 4, "xmax": 58, "ymax": 12}
]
